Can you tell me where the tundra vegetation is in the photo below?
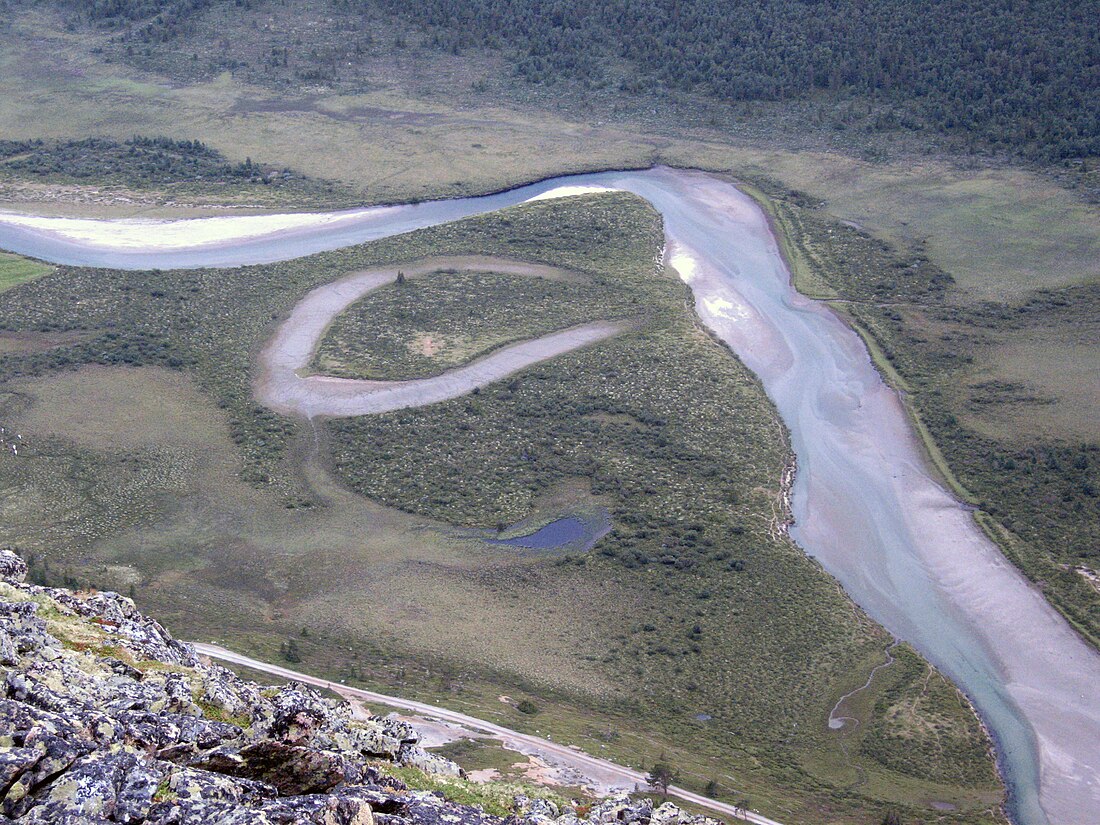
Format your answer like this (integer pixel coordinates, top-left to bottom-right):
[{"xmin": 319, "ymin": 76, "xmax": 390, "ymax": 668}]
[
  {"xmin": 0, "ymin": 193, "xmax": 1003, "ymax": 823},
  {"xmin": 0, "ymin": 1, "xmax": 1091, "ymax": 821},
  {"xmin": 0, "ymin": 136, "xmax": 357, "ymax": 207},
  {"xmin": 312, "ymin": 268, "xmax": 619, "ymax": 381},
  {"xmin": 753, "ymin": 180, "xmax": 1100, "ymax": 646},
  {"xmin": 35, "ymin": 0, "xmax": 1100, "ymax": 163}
]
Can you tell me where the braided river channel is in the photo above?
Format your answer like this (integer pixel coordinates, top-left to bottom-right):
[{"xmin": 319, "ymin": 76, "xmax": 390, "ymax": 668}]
[{"xmin": 2, "ymin": 167, "xmax": 1097, "ymax": 824}]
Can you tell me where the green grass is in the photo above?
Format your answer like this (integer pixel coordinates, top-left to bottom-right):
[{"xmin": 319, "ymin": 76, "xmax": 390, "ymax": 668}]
[
  {"xmin": 313, "ymin": 268, "xmax": 618, "ymax": 381},
  {"xmin": 859, "ymin": 646, "xmax": 999, "ymax": 789},
  {"xmin": 193, "ymin": 697, "xmax": 251, "ymax": 728},
  {"xmin": 0, "ymin": 253, "xmax": 53, "ymax": 294}
]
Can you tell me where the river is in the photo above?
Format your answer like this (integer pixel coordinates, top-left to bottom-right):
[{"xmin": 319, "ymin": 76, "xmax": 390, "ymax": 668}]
[{"xmin": 1, "ymin": 167, "xmax": 1097, "ymax": 824}]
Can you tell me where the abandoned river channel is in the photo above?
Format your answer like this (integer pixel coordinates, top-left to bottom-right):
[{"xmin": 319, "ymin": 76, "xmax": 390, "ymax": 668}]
[{"xmin": 1, "ymin": 166, "xmax": 1097, "ymax": 825}]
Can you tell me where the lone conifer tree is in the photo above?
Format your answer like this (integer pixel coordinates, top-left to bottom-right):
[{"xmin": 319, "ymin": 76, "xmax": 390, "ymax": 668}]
[{"xmin": 647, "ymin": 757, "xmax": 675, "ymax": 799}]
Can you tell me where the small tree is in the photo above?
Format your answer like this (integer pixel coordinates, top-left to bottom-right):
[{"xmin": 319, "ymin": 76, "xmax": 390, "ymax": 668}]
[
  {"xmin": 704, "ymin": 779, "xmax": 719, "ymax": 798},
  {"xmin": 881, "ymin": 812, "xmax": 902, "ymax": 825},
  {"xmin": 396, "ymin": 270, "xmax": 406, "ymax": 285},
  {"xmin": 647, "ymin": 757, "xmax": 676, "ymax": 799},
  {"xmin": 280, "ymin": 639, "xmax": 301, "ymax": 663}
]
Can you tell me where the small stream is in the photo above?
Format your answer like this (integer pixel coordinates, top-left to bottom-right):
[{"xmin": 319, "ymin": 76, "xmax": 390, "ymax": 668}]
[{"xmin": 2, "ymin": 167, "xmax": 1098, "ymax": 824}]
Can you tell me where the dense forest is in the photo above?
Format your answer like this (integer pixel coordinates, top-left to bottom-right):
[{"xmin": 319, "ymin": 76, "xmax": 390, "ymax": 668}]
[
  {"xmin": 28, "ymin": 0, "xmax": 1100, "ymax": 160},
  {"xmin": 377, "ymin": 0, "xmax": 1099, "ymax": 160}
]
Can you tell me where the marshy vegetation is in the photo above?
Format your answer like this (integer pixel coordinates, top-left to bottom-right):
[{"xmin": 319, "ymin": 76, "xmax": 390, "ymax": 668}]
[
  {"xmin": 313, "ymin": 268, "xmax": 621, "ymax": 381},
  {"xmin": 0, "ymin": 192, "xmax": 1004, "ymax": 823},
  {"xmin": 0, "ymin": 136, "xmax": 355, "ymax": 206},
  {"xmin": 758, "ymin": 181, "xmax": 1100, "ymax": 647}
]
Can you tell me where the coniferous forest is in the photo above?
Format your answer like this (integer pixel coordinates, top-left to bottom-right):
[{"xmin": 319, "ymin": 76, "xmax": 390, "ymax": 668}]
[
  {"xmin": 378, "ymin": 0, "xmax": 1098, "ymax": 160},
  {"xmin": 47, "ymin": 0, "xmax": 1100, "ymax": 162}
]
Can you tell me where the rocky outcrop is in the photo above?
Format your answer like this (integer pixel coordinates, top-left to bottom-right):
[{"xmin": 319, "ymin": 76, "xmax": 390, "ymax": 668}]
[{"xmin": 0, "ymin": 549, "xmax": 721, "ymax": 825}]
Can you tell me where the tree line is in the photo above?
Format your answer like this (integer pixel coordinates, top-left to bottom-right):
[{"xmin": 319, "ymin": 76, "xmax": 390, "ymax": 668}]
[
  {"xmin": 37, "ymin": 0, "xmax": 1099, "ymax": 160},
  {"xmin": 376, "ymin": 0, "xmax": 1099, "ymax": 160}
]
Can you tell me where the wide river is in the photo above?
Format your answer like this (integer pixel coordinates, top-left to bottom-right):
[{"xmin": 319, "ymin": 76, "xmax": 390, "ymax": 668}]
[{"xmin": 1, "ymin": 167, "xmax": 1097, "ymax": 824}]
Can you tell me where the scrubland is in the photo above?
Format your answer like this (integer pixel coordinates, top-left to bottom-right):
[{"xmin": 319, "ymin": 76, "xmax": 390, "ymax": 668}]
[{"xmin": 0, "ymin": 192, "xmax": 1004, "ymax": 823}]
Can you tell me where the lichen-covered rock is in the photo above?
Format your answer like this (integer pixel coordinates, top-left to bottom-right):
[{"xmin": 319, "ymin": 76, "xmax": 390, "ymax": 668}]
[
  {"xmin": 0, "ymin": 748, "xmax": 41, "ymax": 798},
  {"xmin": 145, "ymin": 790, "xmax": 377, "ymax": 825},
  {"xmin": 0, "ymin": 551, "xmax": 718, "ymax": 825},
  {"xmin": 400, "ymin": 790, "xmax": 503, "ymax": 825},
  {"xmin": 650, "ymin": 803, "xmax": 696, "ymax": 825},
  {"xmin": 165, "ymin": 765, "xmax": 276, "ymax": 805},
  {"xmin": 395, "ymin": 745, "xmax": 464, "ymax": 779},
  {"xmin": 0, "ymin": 603, "xmax": 51, "ymax": 663},
  {"xmin": 195, "ymin": 664, "xmax": 257, "ymax": 722},
  {"xmin": 190, "ymin": 740, "xmax": 363, "ymax": 796},
  {"xmin": 589, "ymin": 794, "xmax": 653, "ymax": 825},
  {"xmin": 112, "ymin": 710, "xmax": 240, "ymax": 753},
  {"xmin": 3, "ymin": 735, "xmax": 92, "ymax": 819},
  {"xmin": 0, "ymin": 552, "xmax": 27, "ymax": 585},
  {"xmin": 24, "ymin": 748, "xmax": 163, "ymax": 824},
  {"xmin": 526, "ymin": 798, "xmax": 560, "ymax": 819}
]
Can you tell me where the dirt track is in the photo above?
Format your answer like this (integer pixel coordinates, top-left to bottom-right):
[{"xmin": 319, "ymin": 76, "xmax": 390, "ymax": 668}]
[{"xmin": 193, "ymin": 643, "xmax": 784, "ymax": 825}]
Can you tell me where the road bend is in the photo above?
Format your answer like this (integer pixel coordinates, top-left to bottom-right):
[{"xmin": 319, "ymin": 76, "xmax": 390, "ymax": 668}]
[{"xmin": 192, "ymin": 643, "xmax": 785, "ymax": 825}]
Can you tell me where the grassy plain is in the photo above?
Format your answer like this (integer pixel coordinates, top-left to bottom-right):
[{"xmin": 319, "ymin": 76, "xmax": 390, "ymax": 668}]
[
  {"xmin": 0, "ymin": 252, "xmax": 52, "ymax": 293},
  {"xmin": 0, "ymin": 192, "xmax": 1002, "ymax": 823}
]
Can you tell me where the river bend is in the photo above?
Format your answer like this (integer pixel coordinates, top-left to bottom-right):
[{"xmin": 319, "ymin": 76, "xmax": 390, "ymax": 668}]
[{"xmin": 2, "ymin": 167, "xmax": 1097, "ymax": 825}]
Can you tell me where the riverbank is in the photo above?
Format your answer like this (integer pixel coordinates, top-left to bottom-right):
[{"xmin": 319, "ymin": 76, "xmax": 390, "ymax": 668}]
[{"xmin": 4, "ymin": 170, "xmax": 1095, "ymax": 823}]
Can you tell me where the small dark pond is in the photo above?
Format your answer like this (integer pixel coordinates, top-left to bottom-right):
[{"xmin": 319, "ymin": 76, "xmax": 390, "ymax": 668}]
[{"xmin": 487, "ymin": 512, "xmax": 610, "ymax": 551}]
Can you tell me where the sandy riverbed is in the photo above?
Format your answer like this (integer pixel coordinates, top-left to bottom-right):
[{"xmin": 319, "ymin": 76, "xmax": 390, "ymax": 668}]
[
  {"xmin": 0, "ymin": 207, "xmax": 380, "ymax": 249},
  {"xmin": 253, "ymin": 255, "xmax": 625, "ymax": 418}
]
